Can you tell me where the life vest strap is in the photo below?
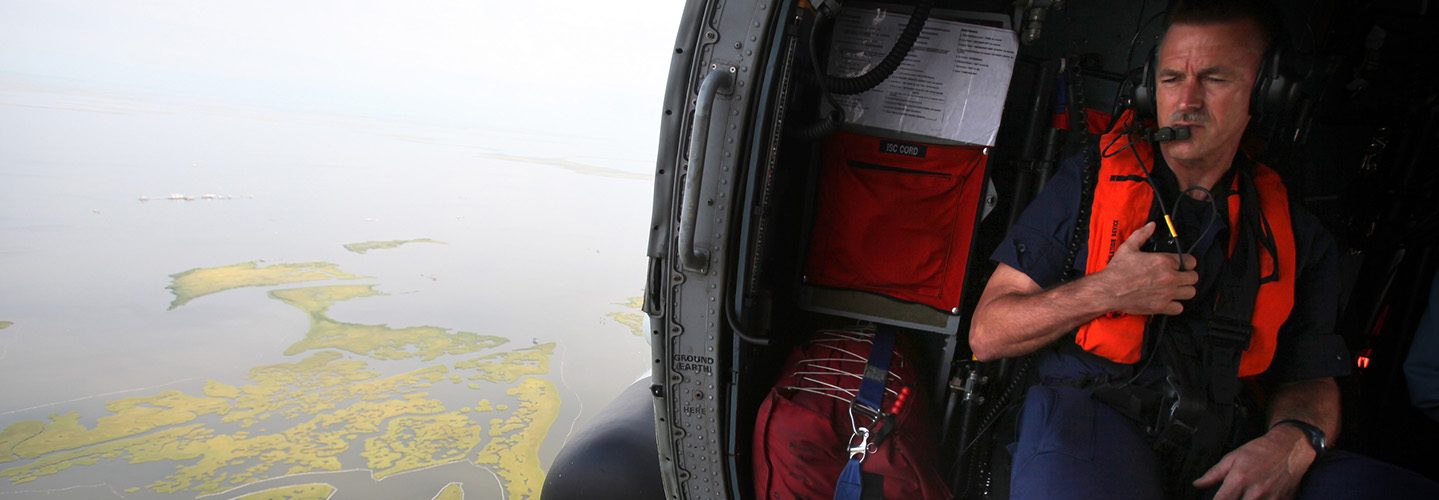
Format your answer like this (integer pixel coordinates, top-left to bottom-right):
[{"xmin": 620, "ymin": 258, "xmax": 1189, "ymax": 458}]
[
  {"xmin": 1203, "ymin": 167, "xmax": 1266, "ymax": 404},
  {"xmin": 1204, "ymin": 316, "xmax": 1254, "ymax": 403}
]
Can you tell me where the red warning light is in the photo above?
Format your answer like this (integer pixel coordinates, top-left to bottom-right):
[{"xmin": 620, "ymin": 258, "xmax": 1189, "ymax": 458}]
[{"xmin": 1356, "ymin": 348, "xmax": 1373, "ymax": 370}]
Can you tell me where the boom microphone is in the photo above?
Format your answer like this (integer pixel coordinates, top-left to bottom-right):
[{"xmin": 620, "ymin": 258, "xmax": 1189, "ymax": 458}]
[{"xmin": 1148, "ymin": 126, "xmax": 1192, "ymax": 143}]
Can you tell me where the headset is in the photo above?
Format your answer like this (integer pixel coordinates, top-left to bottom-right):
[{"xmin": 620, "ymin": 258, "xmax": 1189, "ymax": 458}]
[{"xmin": 1132, "ymin": 38, "xmax": 1295, "ymax": 121}]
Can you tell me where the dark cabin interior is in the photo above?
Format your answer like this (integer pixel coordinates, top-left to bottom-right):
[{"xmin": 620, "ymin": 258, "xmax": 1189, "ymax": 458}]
[{"xmin": 716, "ymin": 0, "xmax": 1439, "ymax": 496}]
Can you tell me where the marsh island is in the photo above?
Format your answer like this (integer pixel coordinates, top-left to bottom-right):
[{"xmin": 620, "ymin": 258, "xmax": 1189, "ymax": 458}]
[{"xmin": 1, "ymin": 260, "xmax": 563, "ymax": 498}]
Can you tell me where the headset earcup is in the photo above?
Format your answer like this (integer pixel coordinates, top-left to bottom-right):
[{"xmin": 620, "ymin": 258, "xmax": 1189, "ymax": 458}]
[
  {"xmin": 1250, "ymin": 44, "xmax": 1291, "ymax": 118},
  {"xmin": 1133, "ymin": 48, "xmax": 1158, "ymax": 118},
  {"xmin": 1250, "ymin": 47, "xmax": 1273, "ymax": 117}
]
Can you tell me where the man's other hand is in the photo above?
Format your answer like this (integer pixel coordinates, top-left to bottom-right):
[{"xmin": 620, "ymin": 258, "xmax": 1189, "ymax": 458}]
[
  {"xmin": 1093, "ymin": 221, "xmax": 1198, "ymax": 316},
  {"xmin": 1192, "ymin": 425, "xmax": 1317, "ymax": 500}
]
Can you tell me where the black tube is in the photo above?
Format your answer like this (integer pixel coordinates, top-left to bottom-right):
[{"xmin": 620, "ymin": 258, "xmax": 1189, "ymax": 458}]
[
  {"xmin": 1035, "ymin": 127, "xmax": 1065, "ymax": 195},
  {"xmin": 940, "ymin": 379, "xmax": 961, "ymax": 446},
  {"xmin": 793, "ymin": 108, "xmax": 844, "ymax": 141},
  {"xmin": 1005, "ymin": 60, "xmax": 1060, "ymax": 229},
  {"xmin": 1021, "ymin": 62, "xmax": 1059, "ymax": 166},
  {"xmin": 950, "ymin": 357, "xmax": 1032, "ymax": 497},
  {"xmin": 727, "ymin": 285, "xmax": 771, "ymax": 346},
  {"xmin": 947, "ymin": 367, "xmax": 982, "ymax": 494},
  {"xmin": 814, "ymin": 0, "xmax": 935, "ymax": 96}
]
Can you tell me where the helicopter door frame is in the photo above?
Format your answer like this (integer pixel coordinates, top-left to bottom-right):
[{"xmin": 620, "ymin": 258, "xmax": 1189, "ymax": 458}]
[{"xmin": 645, "ymin": 0, "xmax": 790, "ymax": 497}]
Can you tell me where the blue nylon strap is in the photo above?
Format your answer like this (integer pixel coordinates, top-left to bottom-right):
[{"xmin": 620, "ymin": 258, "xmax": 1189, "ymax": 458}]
[
  {"xmin": 856, "ymin": 328, "xmax": 897, "ymax": 413},
  {"xmin": 834, "ymin": 457, "xmax": 864, "ymax": 500},
  {"xmin": 834, "ymin": 328, "xmax": 897, "ymax": 500}
]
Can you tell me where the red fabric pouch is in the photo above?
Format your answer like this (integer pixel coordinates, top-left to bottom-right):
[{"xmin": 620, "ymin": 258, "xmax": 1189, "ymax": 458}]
[{"xmin": 804, "ymin": 131, "xmax": 988, "ymax": 312}]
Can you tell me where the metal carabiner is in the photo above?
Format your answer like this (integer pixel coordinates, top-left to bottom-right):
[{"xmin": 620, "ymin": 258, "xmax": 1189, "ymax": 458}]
[{"xmin": 847, "ymin": 426, "xmax": 871, "ymax": 462}]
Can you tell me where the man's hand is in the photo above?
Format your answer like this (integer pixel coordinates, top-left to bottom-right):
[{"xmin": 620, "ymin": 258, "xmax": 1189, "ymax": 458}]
[
  {"xmin": 969, "ymin": 222, "xmax": 1199, "ymax": 360},
  {"xmin": 1192, "ymin": 425, "xmax": 1316, "ymax": 500},
  {"xmin": 1092, "ymin": 222, "xmax": 1198, "ymax": 316}
]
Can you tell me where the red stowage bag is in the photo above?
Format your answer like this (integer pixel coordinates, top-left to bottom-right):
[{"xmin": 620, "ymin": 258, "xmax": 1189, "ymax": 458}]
[
  {"xmin": 804, "ymin": 132, "xmax": 987, "ymax": 312},
  {"xmin": 753, "ymin": 328, "xmax": 951, "ymax": 499}
]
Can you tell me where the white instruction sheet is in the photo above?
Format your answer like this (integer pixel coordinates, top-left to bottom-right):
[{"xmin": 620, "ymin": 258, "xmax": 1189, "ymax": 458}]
[{"xmin": 827, "ymin": 7, "xmax": 1018, "ymax": 146}]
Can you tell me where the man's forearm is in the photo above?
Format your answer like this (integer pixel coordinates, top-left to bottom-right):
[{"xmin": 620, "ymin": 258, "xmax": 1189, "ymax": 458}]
[
  {"xmin": 970, "ymin": 272, "xmax": 1114, "ymax": 360},
  {"xmin": 1267, "ymin": 377, "xmax": 1341, "ymax": 442}
]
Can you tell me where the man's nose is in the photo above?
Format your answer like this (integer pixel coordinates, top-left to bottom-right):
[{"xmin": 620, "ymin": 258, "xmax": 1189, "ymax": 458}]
[{"xmin": 1176, "ymin": 79, "xmax": 1204, "ymax": 111}]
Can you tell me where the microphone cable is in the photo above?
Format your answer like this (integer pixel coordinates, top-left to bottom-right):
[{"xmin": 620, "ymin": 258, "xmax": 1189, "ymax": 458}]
[{"xmin": 1100, "ymin": 125, "xmax": 1220, "ymax": 388}]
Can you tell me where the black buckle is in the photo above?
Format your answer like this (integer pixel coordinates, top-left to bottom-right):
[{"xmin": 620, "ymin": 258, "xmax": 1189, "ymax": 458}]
[
  {"xmin": 1153, "ymin": 415, "xmax": 1197, "ymax": 455},
  {"xmin": 871, "ymin": 413, "xmax": 898, "ymax": 446},
  {"xmin": 1206, "ymin": 316, "xmax": 1252, "ymax": 352},
  {"xmin": 1150, "ymin": 375, "xmax": 1205, "ymax": 452}
]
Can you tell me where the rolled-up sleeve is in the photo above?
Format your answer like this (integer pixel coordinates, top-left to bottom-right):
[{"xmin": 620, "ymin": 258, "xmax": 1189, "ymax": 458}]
[
  {"xmin": 1265, "ymin": 206, "xmax": 1352, "ymax": 383},
  {"xmin": 991, "ymin": 155, "xmax": 1087, "ymax": 290}
]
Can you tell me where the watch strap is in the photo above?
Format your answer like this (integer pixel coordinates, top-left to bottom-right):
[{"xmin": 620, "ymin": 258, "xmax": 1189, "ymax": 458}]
[{"xmin": 1271, "ymin": 419, "xmax": 1327, "ymax": 458}]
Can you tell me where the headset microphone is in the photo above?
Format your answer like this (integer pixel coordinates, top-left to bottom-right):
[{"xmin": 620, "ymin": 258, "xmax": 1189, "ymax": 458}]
[{"xmin": 1148, "ymin": 126, "xmax": 1192, "ymax": 143}]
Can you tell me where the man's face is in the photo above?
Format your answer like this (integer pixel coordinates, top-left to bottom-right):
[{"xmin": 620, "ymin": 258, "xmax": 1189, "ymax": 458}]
[{"xmin": 1155, "ymin": 20, "xmax": 1266, "ymax": 164}]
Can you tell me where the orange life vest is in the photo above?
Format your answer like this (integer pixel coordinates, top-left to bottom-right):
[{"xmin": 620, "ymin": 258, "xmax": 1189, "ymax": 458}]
[{"xmin": 1074, "ymin": 128, "xmax": 1297, "ymax": 378}]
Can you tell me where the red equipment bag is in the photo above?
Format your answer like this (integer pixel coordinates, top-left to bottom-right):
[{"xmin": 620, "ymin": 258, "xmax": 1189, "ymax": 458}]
[
  {"xmin": 804, "ymin": 132, "xmax": 987, "ymax": 312},
  {"xmin": 753, "ymin": 327, "xmax": 951, "ymax": 499}
]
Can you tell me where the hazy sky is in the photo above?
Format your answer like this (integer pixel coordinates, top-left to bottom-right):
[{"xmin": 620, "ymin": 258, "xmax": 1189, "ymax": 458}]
[{"xmin": 0, "ymin": 0, "xmax": 685, "ymax": 143}]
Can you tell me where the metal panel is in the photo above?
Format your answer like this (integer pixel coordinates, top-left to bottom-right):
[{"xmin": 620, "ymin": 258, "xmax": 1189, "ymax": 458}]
[{"xmin": 649, "ymin": 0, "xmax": 785, "ymax": 498}]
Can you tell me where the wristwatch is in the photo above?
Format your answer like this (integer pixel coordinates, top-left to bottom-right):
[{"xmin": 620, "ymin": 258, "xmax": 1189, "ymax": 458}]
[{"xmin": 1271, "ymin": 419, "xmax": 1327, "ymax": 458}]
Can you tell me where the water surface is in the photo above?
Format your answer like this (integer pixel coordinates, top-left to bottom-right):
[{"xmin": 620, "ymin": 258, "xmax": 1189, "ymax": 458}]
[{"xmin": 0, "ymin": 1, "xmax": 677, "ymax": 497}]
